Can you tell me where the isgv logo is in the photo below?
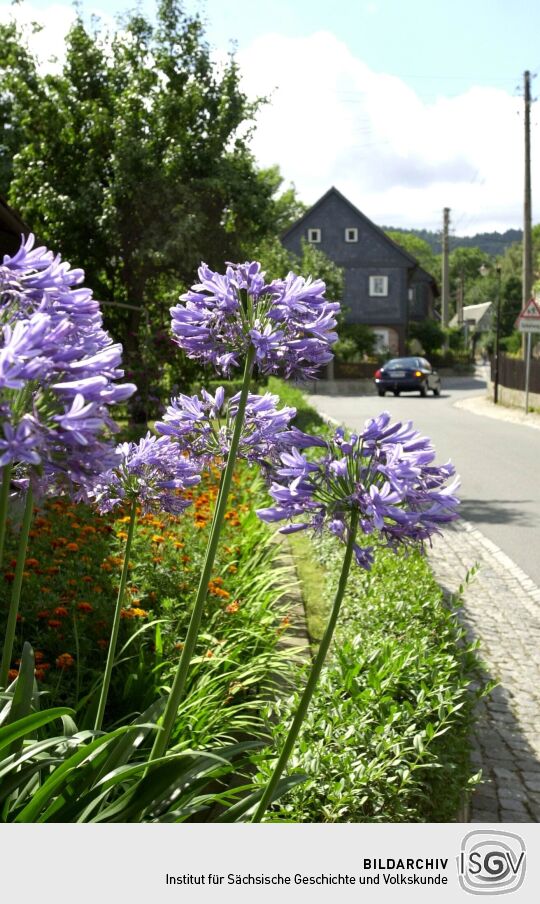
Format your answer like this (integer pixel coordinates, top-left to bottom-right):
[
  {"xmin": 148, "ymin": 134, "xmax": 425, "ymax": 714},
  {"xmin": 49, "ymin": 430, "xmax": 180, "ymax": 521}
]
[{"xmin": 458, "ymin": 830, "xmax": 526, "ymax": 895}]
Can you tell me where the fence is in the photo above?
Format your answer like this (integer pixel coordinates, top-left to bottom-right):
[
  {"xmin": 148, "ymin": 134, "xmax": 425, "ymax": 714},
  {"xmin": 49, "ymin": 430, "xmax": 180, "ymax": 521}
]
[{"xmin": 492, "ymin": 353, "xmax": 540, "ymax": 394}]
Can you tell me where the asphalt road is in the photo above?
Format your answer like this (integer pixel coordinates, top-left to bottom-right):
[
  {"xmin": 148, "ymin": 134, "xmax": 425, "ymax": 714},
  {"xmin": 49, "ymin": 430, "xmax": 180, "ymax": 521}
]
[{"xmin": 308, "ymin": 370, "xmax": 540, "ymax": 585}]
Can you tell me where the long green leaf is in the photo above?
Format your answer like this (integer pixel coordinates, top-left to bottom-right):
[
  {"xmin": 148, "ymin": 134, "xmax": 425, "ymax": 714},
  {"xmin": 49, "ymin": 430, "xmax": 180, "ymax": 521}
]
[
  {"xmin": 0, "ymin": 708, "xmax": 73, "ymax": 756},
  {"xmin": 13, "ymin": 726, "xmax": 133, "ymax": 822}
]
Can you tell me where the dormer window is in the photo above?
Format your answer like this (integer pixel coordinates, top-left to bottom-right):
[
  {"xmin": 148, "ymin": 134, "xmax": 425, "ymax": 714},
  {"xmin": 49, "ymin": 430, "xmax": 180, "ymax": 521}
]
[
  {"xmin": 307, "ymin": 228, "xmax": 321, "ymax": 243},
  {"xmin": 345, "ymin": 227, "xmax": 358, "ymax": 243}
]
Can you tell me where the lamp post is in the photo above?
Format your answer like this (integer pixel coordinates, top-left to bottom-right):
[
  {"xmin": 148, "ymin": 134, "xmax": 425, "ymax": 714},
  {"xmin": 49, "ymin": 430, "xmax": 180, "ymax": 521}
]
[{"xmin": 479, "ymin": 263, "xmax": 502, "ymax": 404}]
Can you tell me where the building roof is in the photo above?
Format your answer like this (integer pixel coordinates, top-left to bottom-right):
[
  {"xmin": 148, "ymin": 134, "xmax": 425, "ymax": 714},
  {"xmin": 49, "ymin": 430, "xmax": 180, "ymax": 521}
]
[
  {"xmin": 0, "ymin": 195, "xmax": 30, "ymax": 257},
  {"xmin": 449, "ymin": 301, "xmax": 493, "ymax": 328}
]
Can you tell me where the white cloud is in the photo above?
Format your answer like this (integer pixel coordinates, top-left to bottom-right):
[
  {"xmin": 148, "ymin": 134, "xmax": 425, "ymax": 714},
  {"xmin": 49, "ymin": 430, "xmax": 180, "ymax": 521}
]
[
  {"xmin": 0, "ymin": 3, "xmax": 77, "ymax": 72},
  {"xmin": 237, "ymin": 31, "xmax": 532, "ymax": 235}
]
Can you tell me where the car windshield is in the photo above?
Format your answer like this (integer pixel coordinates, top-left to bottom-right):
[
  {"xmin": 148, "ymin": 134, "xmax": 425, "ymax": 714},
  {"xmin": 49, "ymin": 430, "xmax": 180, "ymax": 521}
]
[{"xmin": 385, "ymin": 358, "xmax": 420, "ymax": 369}]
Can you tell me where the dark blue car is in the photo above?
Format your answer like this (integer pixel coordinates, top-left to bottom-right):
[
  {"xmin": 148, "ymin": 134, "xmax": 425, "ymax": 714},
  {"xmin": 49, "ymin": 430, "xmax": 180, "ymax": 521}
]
[{"xmin": 374, "ymin": 357, "xmax": 441, "ymax": 397}]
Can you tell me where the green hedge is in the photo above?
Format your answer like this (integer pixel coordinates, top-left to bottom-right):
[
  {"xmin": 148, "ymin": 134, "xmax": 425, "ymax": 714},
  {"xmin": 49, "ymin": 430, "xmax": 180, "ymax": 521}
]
[{"xmin": 257, "ymin": 534, "xmax": 485, "ymax": 822}]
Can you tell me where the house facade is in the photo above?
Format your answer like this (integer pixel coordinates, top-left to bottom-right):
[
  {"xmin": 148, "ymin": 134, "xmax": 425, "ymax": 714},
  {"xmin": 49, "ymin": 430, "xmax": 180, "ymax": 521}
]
[{"xmin": 281, "ymin": 187, "xmax": 438, "ymax": 356}]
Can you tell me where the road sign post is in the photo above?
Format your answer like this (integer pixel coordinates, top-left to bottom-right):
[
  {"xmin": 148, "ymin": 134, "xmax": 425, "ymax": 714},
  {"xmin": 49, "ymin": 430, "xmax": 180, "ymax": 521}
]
[{"xmin": 515, "ymin": 298, "xmax": 540, "ymax": 413}]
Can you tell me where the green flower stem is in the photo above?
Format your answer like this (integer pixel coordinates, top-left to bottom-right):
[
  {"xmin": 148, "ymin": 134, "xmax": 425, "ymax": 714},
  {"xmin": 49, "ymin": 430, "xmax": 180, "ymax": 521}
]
[
  {"xmin": 0, "ymin": 485, "xmax": 34, "ymax": 688},
  {"xmin": 94, "ymin": 497, "xmax": 137, "ymax": 731},
  {"xmin": 252, "ymin": 508, "xmax": 360, "ymax": 823},
  {"xmin": 0, "ymin": 463, "xmax": 13, "ymax": 573},
  {"xmin": 150, "ymin": 346, "xmax": 256, "ymax": 762}
]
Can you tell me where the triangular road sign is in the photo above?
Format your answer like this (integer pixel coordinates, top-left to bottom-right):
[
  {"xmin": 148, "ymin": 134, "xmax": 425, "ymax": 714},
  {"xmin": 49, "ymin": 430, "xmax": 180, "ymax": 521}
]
[
  {"xmin": 515, "ymin": 297, "xmax": 540, "ymax": 329},
  {"xmin": 518, "ymin": 297, "xmax": 540, "ymax": 320}
]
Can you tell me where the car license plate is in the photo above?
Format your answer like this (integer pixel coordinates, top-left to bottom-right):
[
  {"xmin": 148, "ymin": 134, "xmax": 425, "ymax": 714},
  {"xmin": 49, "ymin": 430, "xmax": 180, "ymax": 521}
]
[{"xmin": 390, "ymin": 371, "xmax": 405, "ymax": 378}]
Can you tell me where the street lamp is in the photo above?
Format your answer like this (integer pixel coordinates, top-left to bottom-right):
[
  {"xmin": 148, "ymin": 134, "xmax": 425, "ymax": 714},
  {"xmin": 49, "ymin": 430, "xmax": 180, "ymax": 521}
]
[{"xmin": 479, "ymin": 263, "xmax": 502, "ymax": 404}]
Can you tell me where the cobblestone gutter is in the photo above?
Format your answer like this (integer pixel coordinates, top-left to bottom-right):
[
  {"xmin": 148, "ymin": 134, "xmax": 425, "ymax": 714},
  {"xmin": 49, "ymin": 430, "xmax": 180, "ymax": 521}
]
[{"xmin": 428, "ymin": 520, "xmax": 540, "ymax": 823}]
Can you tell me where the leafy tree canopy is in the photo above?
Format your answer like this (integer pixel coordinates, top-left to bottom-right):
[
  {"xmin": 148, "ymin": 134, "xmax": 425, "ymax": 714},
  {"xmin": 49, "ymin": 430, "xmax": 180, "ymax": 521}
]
[
  {"xmin": 384, "ymin": 230, "xmax": 439, "ymax": 279},
  {"xmin": 0, "ymin": 0, "xmax": 303, "ymax": 413}
]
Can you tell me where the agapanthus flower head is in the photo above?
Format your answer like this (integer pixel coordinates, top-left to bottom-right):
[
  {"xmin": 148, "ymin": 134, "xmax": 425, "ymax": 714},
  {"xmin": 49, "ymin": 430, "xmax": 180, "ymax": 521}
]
[
  {"xmin": 170, "ymin": 261, "xmax": 340, "ymax": 379},
  {"xmin": 257, "ymin": 413, "xmax": 460, "ymax": 568},
  {"xmin": 88, "ymin": 432, "xmax": 201, "ymax": 515},
  {"xmin": 0, "ymin": 234, "xmax": 136, "ymax": 496},
  {"xmin": 155, "ymin": 387, "xmax": 296, "ymax": 467}
]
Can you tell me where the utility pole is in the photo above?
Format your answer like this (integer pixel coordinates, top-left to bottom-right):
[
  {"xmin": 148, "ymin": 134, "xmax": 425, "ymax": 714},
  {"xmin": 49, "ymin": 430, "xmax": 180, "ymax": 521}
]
[
  {"xmin": 441, "ymin": 208, "xmax": 450, "ymax": 346},
  {"xmin": 523, "ymin": 70, "xmax": 533, "ymax": 312}
]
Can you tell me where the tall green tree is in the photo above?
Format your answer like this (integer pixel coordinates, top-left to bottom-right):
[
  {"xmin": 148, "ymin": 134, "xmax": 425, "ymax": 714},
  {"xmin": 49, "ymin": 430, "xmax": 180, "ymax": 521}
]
[
  {"xmin": 384, "ymin": 230, "xmax": 439, "ymax": 279},
  {"xmin": 0, "ymin": 1, "xmax": 301, "ymax": 414}
]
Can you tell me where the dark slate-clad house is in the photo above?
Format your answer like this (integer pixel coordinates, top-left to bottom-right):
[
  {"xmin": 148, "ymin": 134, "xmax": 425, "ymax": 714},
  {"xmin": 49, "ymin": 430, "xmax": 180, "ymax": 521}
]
[{"xmin": 281, "ymin": 187, "xmax": 438, "ymax": 355}]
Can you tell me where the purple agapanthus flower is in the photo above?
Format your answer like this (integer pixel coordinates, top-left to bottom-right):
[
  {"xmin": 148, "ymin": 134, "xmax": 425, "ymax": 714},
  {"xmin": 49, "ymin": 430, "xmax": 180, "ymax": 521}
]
[
  {"xmin": 88, "ymin": 433, "xmax": 201, "ymax": 515},
  {"xmin": 170, "ymin": 261, "xmax": 340, "ymax": 379},
  {"xmin": 257, "ymin": 413, "xmax": 460, "ymax": 568},
  {"xmin": 0, "ymin": 234, "xmax": 136, "ymax": 496},
  {"xmin": 155, "ymin": 387, "xmax": 296, "ymax": 468}
]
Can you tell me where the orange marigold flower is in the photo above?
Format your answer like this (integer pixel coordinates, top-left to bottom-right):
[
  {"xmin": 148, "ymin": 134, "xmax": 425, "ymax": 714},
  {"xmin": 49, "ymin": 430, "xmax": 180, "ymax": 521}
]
[
  {"xmin": 152, "ymin": 555, "xmax": 163, "ymax": 564},
  {"xmin": 37, "ymin": 610, "xmax": 50, "ymax": 619},
  {"xmin": 8, "ymin": 669, "xmax": 18, "ymax": 682},
  {"xmin": 35, "ymin": 668, "xmax": 47, "ymax": 681},
  {"xmin": 4, "ymin": 572, "xmax": 15, "ymax": 582},
  {"xmin": 66, "ymin": 542, "xmax": 79, "ymax": 552},
  {"xmin": 16, "ymin": 613, "xmax": 24, "ymax": 622},
  {"xmin": 80, "ymin": 525, "xmax": 96, "ymax": 534},
  {"xmin": 34, "ymin": 650, "xmax": 46, "ymax": 662},
  {"xmin": 25, "ymin": 557, "xmax": 39, "ymax": 568},
  {"xmin": 97, "ymin": 638, "xmax": 108, "ymax": 649},
  {"xmin": 48, "ymin": 619, "xmax": 62, "ymax": 629},
  {"xmin": 120, "ymin": 608, "xmax": 133, "ymax": 618},
  {"xmin": 131, "ymin": 607, "xmax": 148, "ymax": 618},
  {"xmin": 151, "ymin": 534, "xmax": 165, "ymax": 544},
  {"xmin": 211, "ymin": 586, "xmax": 230, "ymax": 599},
  {"xmin": 92, "ymin": 585, "xmax": 103, "ymax": 593},
  {"xmin": 100, "ymin": 562, "xmax": 112, "ymax": 572},
  {"xmin": 56, "ymin": 653, "xmax": 75, "ymax": 669},
  {"xmin": 77, "ymin": 602, "xmax": 94, "ymax": 613},
  {"xmin": 205, "ymin": 649, "xmax": 214, "ymax": 658},
  {"xmin": 225, "ymin": 601, "xmax": 240, "ymax": 614},
  {"xmin": 45, "ymin": 566, "xmax": 60, "ymax": 575},
  {"xmin": 117, "ymin": 531, "xmax": 128, "ymax": 541},
  {"xmin": 82, "ymin": 576, "xmax": 93, "ymax": 582},
  {"xmin": 174, "ymin": 642, "xmax": 184, "ymax": 651},
  {"xmin": 53, "ymin": 607, "xmax": 69, "ymax": 618}
]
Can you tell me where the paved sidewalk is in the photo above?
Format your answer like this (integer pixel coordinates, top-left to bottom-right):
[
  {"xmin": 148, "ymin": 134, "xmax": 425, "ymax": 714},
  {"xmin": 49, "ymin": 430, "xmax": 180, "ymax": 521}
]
[
  {"xmin": 428, "ymin": 521, "xmax": 540, "ymax": 823},
  {"xmin": 454, "ymin": 394, "xmax": 540, "ymax": 431}
]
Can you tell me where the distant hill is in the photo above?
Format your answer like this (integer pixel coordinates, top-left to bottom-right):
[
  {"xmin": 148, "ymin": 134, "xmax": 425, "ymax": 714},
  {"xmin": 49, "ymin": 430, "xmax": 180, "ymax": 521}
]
[{"xmin": 382, "ymin": 226, "xmax": 523, "ymax": 257}]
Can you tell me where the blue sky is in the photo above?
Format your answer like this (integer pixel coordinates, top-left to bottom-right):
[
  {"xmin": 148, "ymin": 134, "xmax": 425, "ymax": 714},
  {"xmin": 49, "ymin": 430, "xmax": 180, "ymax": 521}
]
[{"xmin": 2, "ymin": 0, "xmax": 540, "ymax": 233}]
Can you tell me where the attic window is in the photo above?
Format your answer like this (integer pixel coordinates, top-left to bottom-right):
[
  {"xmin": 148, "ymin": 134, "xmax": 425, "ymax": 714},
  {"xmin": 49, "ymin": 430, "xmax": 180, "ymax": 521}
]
[
  {"xmin": 307, "ymin": 228, "xmax": 321, "ymax": 243},
  {"xmin": 369, "ymin": 275, "xmax": 388, "ymax": 297},
  {"xmin": 345, "ymin": 227, "xmax": 358, "ymax": 242}
]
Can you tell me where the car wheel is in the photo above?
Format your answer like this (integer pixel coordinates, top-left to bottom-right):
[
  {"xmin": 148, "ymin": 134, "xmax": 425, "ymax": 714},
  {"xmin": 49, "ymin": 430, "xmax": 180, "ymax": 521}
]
[
  {"xmin": 419, "ymin": 384, "xmax": 427, "ymax": 397},
  {"xmin": 377, "ymin": 388, "xmax": 385, "ymax": 397},
  {"xmin": 432, "ymin": 387, "xmax": 441, "ymax": 396}
]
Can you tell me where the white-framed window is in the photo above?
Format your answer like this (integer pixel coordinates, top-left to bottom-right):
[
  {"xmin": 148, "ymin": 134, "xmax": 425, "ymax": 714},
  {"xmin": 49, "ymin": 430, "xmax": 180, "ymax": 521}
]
[
  {"xmin": 373, "ymin": 329, "xmax": 390, "ymax": 353},
  {"xmin": 369, "ymin": 275, "xmax": 388, "ymax": 297},
  {"xmin": 307, "ymin": 228, "xmax": 321, "ymax": 243},
  {"xmin": 345, "ymin": 227, "xmax": 358, "ymax": 243}
]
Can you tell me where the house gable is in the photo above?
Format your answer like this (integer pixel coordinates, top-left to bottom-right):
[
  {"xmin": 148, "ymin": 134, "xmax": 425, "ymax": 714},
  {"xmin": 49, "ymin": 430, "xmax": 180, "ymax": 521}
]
[{"xmin": 281, "ymin": 186, "xmax": 417, "ymax": 270}]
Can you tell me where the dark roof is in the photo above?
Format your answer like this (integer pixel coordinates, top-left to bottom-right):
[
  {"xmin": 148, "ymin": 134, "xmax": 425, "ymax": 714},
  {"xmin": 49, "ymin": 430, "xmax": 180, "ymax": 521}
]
[
  {"xmin": 0, "ymin": 195, "xmax": 30, "ymax": 257},
  {"xmin": 0, "ymin": 195, "xmax": 29, "ymax": 235},
  {"xmin": 281, "ymin": 185, "xmax": 422, "ymax": 268}
]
